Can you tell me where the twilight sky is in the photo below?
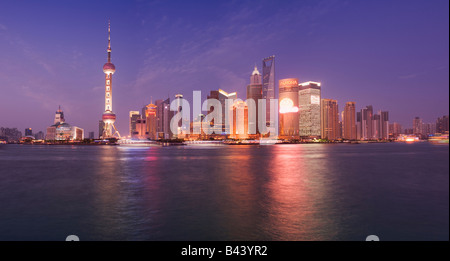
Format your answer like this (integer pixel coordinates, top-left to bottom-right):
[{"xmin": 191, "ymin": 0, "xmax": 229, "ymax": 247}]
[{"xmin": 0, "ymin": 0, "xmax": 448, "ymax": 136}]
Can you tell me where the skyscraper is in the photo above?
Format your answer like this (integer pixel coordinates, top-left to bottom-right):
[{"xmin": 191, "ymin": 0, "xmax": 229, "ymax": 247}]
[
  {"xmin": 360, "ymin": 105, "xmax": 373, "ymax": 140},
  {"xmin": 230, "ymin": 100, "xmax": 249, "ymax": 140},
  {"xmin": 298, "ymin": 81, "xmax": 321, "ymax": 138},
  {"xmin": 262, "ymin": 56, "xmax": 275, "ymax": 127},
  {"xmin": 321, "ymin": 99, "xmax": 339, "ymax": 140},
  {"xmin": 343, "ymin": 102, "xmax": 356, "ymax": 140},
  {"xmin": 380, "ymin": 111, "xmax": 389, "ymax": 140},
  {"xmin": 413, "ymin": 117, "xmax": 423, "ymax": 136},
  {"xmin": 207, "ymin": 89, "xmax": 237, "ymax": 135},
  {"xmin": 142, "ymin": 103, "xmax": 157, "ymax": 140},
  {"xmin": 389, "ymin": 122, "xmax": 402, "ymax": 138},
  {"xmin": 101, "ymin": 21, "xmax": 119, "ymax": 139},
  {"xmin": 372, "ymin": 113, "xmax": 381, "ymax": 139},
  {"xmin": 129, "ymin": 111, "xmax": 140, "ymax": 137},
  {"xmin": 436, "ymin": 115, "xmax": 449, "ymax": 133},
  {"xmin": 279, "ymin": 78, "xmax": 299, "ymax": 138},
  {"xmin": 246, "ymin": 66, "xmax": 262, "ymax": 134},
  {"xmin": 155, "ymin": 98, "xmax": 172, "ymax": 139}
]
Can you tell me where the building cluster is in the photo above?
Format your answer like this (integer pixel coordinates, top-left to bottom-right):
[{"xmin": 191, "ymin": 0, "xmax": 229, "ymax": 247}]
[
  {"xmin": 125, "ymin": 56, "xmax": 394, "ymax": 142},
  {"xmin": 389, "ymin": 115, "xmax": 449, "ymax": 139}
]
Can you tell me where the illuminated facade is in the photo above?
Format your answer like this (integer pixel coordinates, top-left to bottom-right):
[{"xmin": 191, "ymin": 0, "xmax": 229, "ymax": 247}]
[
  {"xmin": 101, "ymin": 21, "xmax": 120, "ymax": 139},
  {"xmin": 142, "ymin": 103, "xmax": 157, "ymax": 140},
  {"xmin": 413, "ymin": 117, "xmax": 423, "ymax": 135},
  {"xmin": 230, "ymin": 100, "xmax": 249, "ymax": 139},
  {"xmin": 262, "ymin": 56, "xmax": 275, "ymax": 127},
  {"xmin": 279, "ymin": 78, "xmax": 299, "ymax": 138},
  {"xmin": 207, "ymin": 89, "xmax": 237, "ymax": 135},
  {"xmin": 45, "ymin": 107, "xmax": 84, "ymax": 141},
  {"xmin": 321, "ymin": 99, "xmax": 339, "ymax": 140},
  {"xmin": 246, "ymin": 66, "xmax": 262, "ymax": 134},
  {"xmin": 343, "ymin": 102, "xmax": 357, "ymax": 140},
  {"xmin": 132, "ymin": 118, "xmax": 148, "ymax": 139},
  {"xmin": 298, "ymin": 81, "xmax": 321, "ymax": 138}
]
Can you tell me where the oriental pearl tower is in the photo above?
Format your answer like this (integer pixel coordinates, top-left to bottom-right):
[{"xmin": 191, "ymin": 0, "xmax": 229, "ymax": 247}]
[{"xmin": 101, "ymin": 21, "xmax": 120, "ymax": 139}]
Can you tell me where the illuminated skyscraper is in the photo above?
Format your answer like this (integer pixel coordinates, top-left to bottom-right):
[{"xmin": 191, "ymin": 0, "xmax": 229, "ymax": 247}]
[
  {"xmin": 101, "ymin": 21, "xmax": 119, "ymax": 138},
  {"xmin": 246, "ymin": 66, "xmax": 262, "ymax": 134},
  {"xmin": 230, "ymin": 100, "xmax": 249, "ymax": 139},
  {"xmin": 262, "ymin": 56, "xmax": 275, "ymax": 127},
  {"xmin": 142, "ymin": 103, "xmax": 157, "ymax": 140},
  {"xmin": 207, "ymin": 89, "xmax": 237, "ymax": 135},
  {"xmin": 321, "ymin": 99, "xmax": 339, "ymax": 140},
  {"xmin": 343, "ymin": 102, "xmax": 356, "ymax": 140},
  {"xmin": 156, "ymin": 98, "xmax": 172, "ymax": 139},
  {"xmin": 279, "ymin": 78, "xmax": 299, "ymax": 138},
  {"xmin": 129, "ymin": 111, "xmax": 140, "ymax": 137},
  {"xmin": 298, "ymin": 81, "xmax": 321, "ymax": 138}
]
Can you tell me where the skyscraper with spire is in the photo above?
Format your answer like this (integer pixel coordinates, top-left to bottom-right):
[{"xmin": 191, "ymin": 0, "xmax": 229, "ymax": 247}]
[
  {"xmin": 246, "ymin": 65, "xmax": 262, "ymax": 135},
  {"xmin": 101, "ymin": 21, "xmax": 120, "ymax": 139}
]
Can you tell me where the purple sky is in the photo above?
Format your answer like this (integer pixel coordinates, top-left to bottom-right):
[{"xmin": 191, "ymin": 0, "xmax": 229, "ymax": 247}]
[{"xmin": 0, "ymin": 0, "xmax": 448, "ymax": 136}]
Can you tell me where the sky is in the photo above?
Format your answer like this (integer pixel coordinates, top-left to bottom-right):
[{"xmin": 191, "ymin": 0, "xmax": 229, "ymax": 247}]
[{"xmin": 0, "ymin": 0, "xmax": 448, "ymax": 136}]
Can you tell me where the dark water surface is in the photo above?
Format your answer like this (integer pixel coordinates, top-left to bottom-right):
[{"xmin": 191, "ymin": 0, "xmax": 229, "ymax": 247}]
[{"xmin": 0, "ymin": 142, "xmax": 448, "ymax": 241}]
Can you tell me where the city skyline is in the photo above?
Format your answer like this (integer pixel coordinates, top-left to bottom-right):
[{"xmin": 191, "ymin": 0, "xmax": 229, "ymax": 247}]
[{"xmin": 0, "ymin": 0, "xmax": 448, "ymax": 136}]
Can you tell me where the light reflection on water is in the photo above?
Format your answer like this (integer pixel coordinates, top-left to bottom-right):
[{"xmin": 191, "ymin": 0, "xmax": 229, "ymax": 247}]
[{"xmin": 0, "ymin": 143, "xmax": 448, "ymax": 241}]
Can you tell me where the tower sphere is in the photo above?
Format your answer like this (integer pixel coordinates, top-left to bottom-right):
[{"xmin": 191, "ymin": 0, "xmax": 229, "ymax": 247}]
[{"xmin": 103, "ymin": 62, "xmax": 116, "ymax": 74}]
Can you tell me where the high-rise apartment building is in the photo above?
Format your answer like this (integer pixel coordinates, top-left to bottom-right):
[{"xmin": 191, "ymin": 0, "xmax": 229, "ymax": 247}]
[
  {"xmin": 343, "ymin": 102, "xmax": 356, "ymax": 140},
  {"xmin": 321, "ymin": 99, "xmax": 339, "ymax": 140},
  {"xmin": 413, "ymin": 117, "xmax": 423, "ymax": 135}
]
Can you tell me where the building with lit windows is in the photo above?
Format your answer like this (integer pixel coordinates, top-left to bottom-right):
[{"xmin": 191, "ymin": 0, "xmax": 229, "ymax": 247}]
[
  {"xmin": 45, "ymin": 107, "xmax": 84, "ymax": 141},
  {"xmin": 298, "ymin": 81, "xmax": 321, "ymax": 138},
  {"xmin": 343, "ymin": 102, "xmax": 356, "ymax": 140},
  {"xmin": 279, "ymin": 78, "xmax": 299, "ymax": 138},
  {"xmin": 246, "ymin": 66, "xmax": 262, "ymax": 134},
  {"xmin": 321, "ymin": 99, "xmax": 339, "ymax": 140}
]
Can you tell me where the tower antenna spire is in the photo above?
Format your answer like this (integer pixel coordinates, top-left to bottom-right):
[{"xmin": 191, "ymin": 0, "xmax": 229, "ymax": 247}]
[{"xmin": 107, "ymin": 19, "xmax": 111, "ymax": 63}]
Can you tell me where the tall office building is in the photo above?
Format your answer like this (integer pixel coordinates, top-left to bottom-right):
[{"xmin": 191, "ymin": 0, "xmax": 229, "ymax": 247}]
[
  {"xmin": 436, "ymin": 115, "xmax": 449, "ymax": 133},
  {"xmin": 142, "ymin": 103, "xmax": 157, "ymax": 140},
  {"xmin": 389, "ymin": 122, "xmax": 402, "ymax": 137},
  {"xmin": 343, "ymin": 102, "xmax": 356, "ymax": 140},
  {"xmin": 207, "ymin": 89, "xmax": 237, "ymax": 135},
  {"xmin": 279, "ymin": 78, "xmax": 299, "ymax": 138},
  {"xmin": 372, "ymin": 113, "xmax": 381, "ymax": 139},
  {"xmin": 359, "ymin": 105, "xmax": 374, "ymax": 140},
  {"xmin": 380, "ymin": 111, "xmax": 389, "ymax": 140},
  {"xmin": 155, "ymin": 98, "xmax": 172, "ymax": 139},
  {"xmin": 246, "ymin": 66, "xmax": 262, "ymax": 134},
  {"xmin": 129, "ymin": 111, "xmax": 140, "ymax": 137},
  {"xmin": 262, "ymin": 56, "xmax": 275, "ymax": 126},
  {"xmin": 298, "ymin": 81, "xmax": 321, "ymax": 138},
  {"xmin": 321, "ymin": 99, "xmax": 339, "ymax": 140},
  {"xmin": 230, "ymin": 100, "xmax": 249, "ymax": 139},
  {"xmin": 101, "ymin": 21, "xmax": 119, "ymax": 138},
  {"xmin": 413, "ymin": 117, "xmax": 423, "ymax": 135},
  {"xmin": 133, "ymin": 118, "xmax": 148, "ymax": 139},
  {"xmin": 25, "ymin": 128, "xmax": 33, "ymax": 137}
]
